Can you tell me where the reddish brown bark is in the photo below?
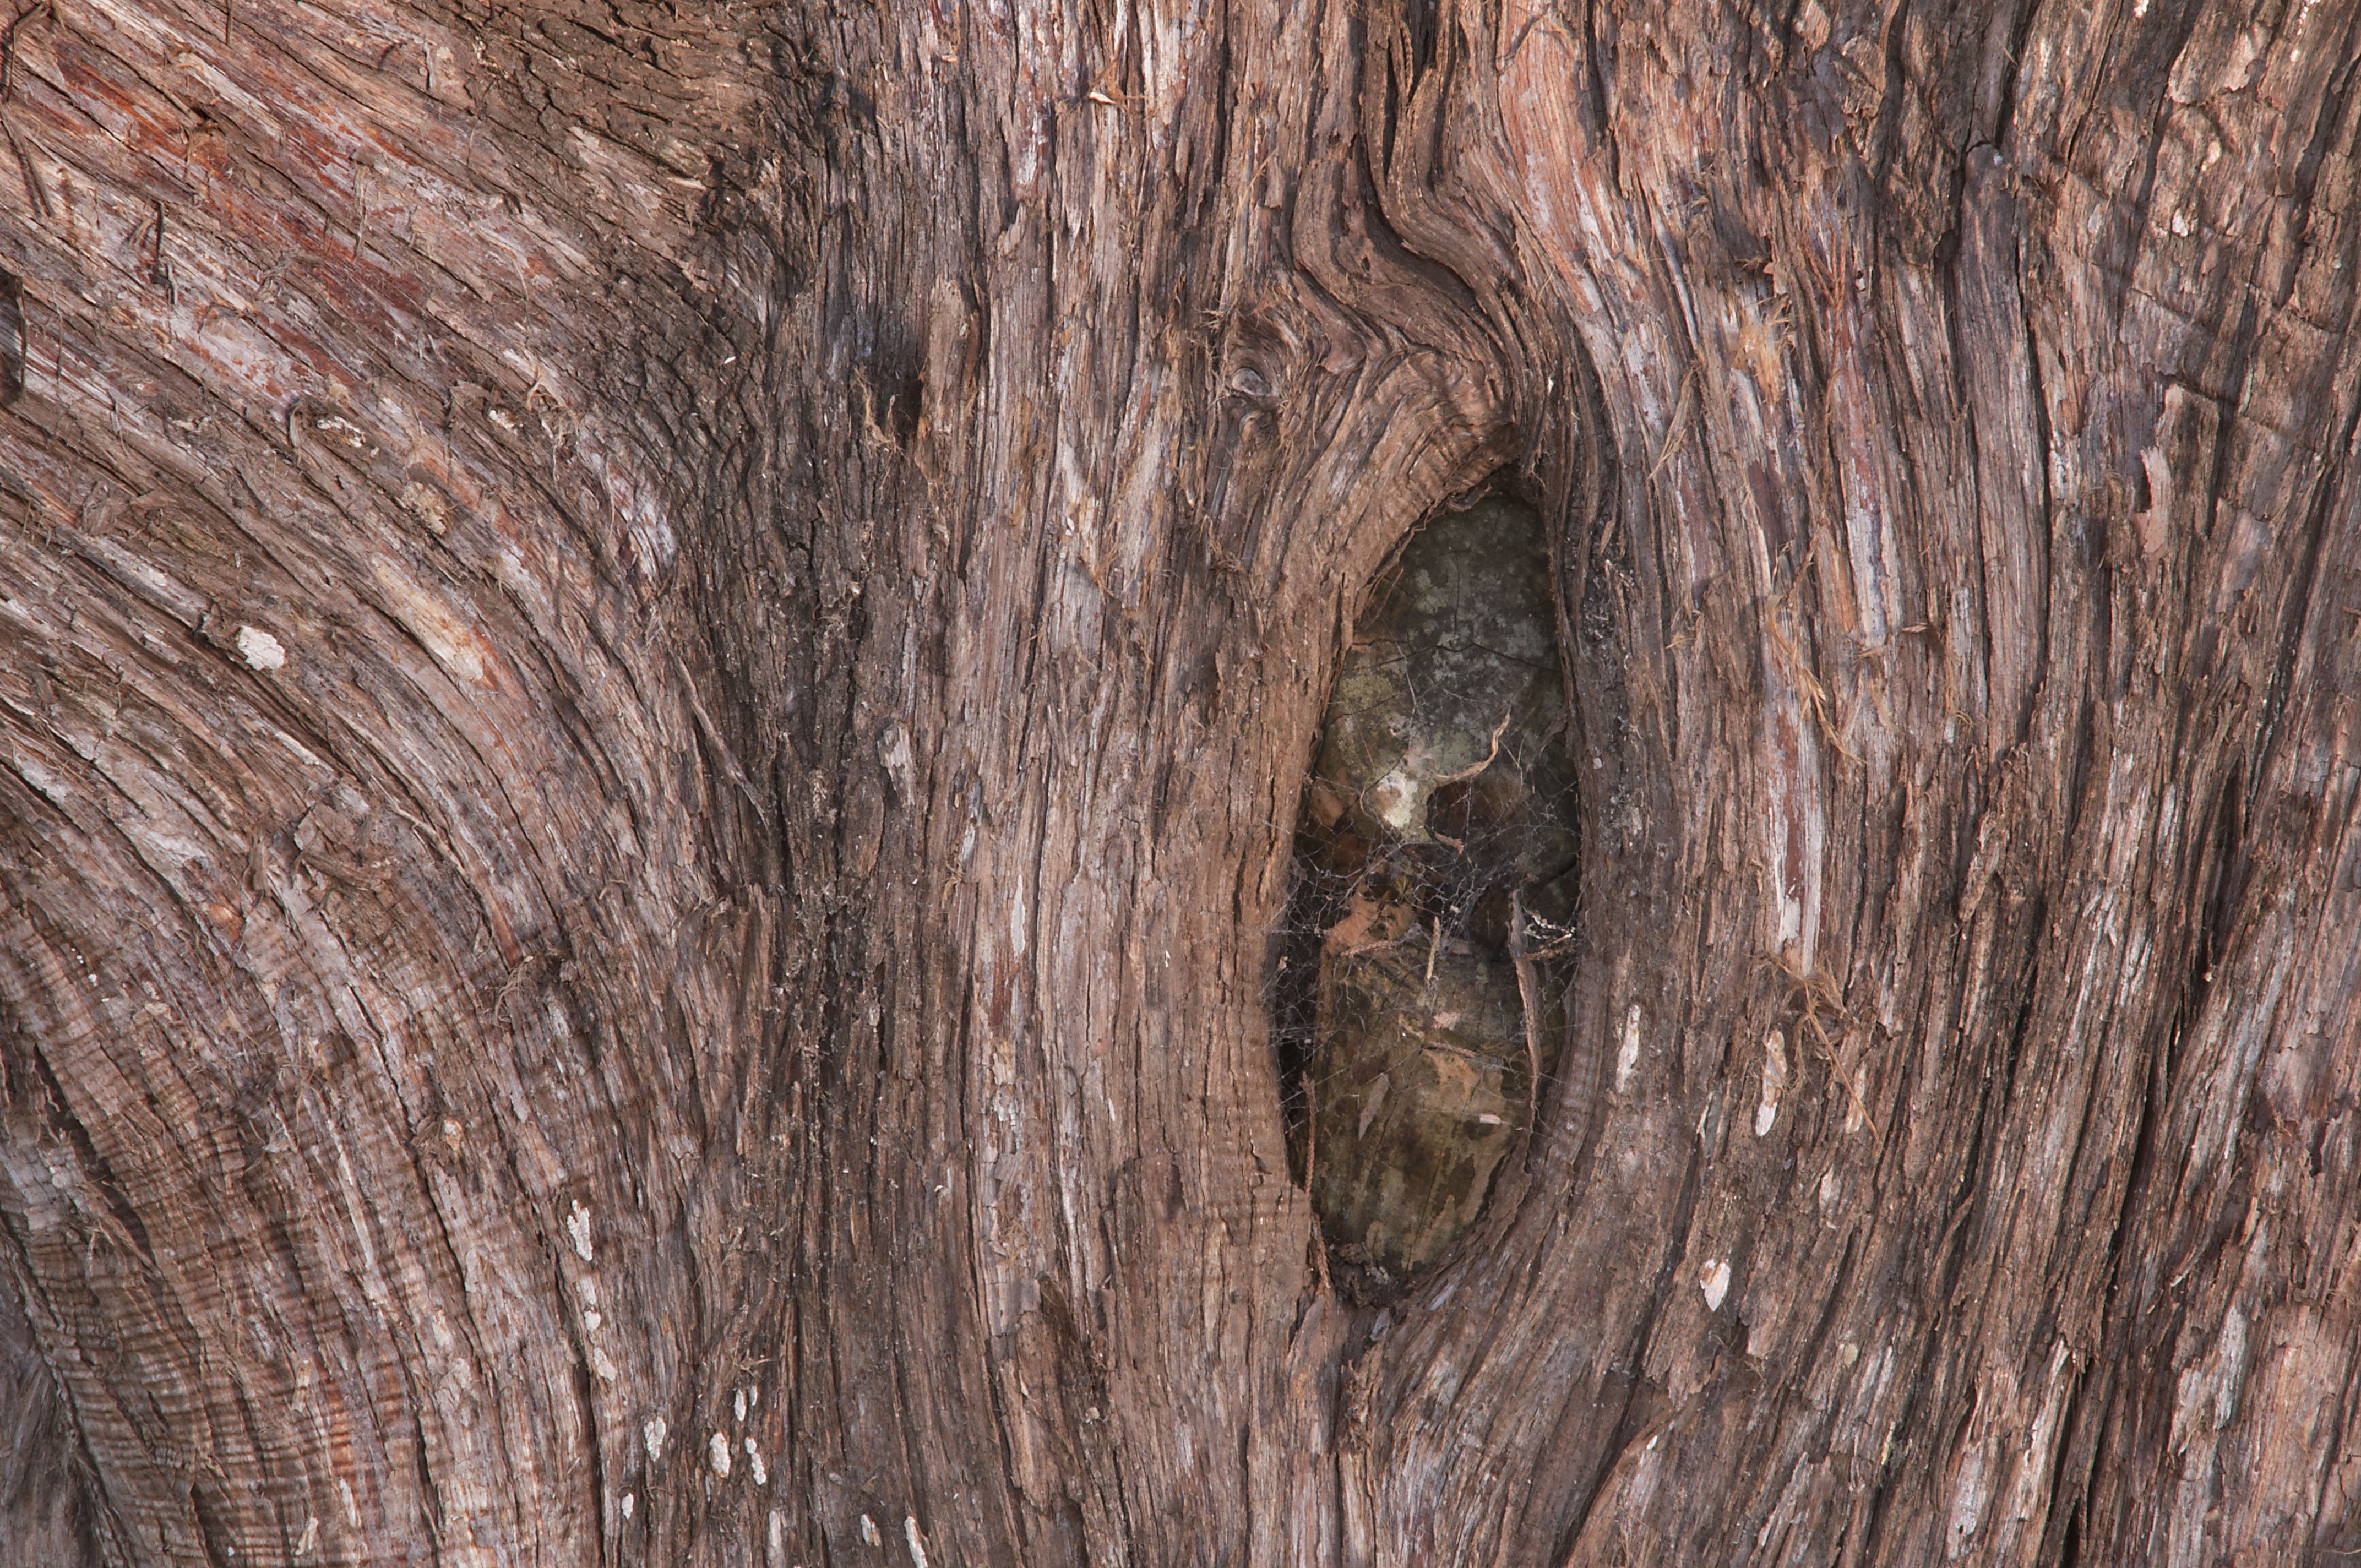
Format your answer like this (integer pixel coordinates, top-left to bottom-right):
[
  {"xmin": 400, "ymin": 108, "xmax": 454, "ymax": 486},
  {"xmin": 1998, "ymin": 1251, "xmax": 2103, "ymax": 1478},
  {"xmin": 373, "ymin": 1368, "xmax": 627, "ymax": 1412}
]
[{"xmin": 3, "ymin": 0, "xmax": 2358, "ymax": 1564}]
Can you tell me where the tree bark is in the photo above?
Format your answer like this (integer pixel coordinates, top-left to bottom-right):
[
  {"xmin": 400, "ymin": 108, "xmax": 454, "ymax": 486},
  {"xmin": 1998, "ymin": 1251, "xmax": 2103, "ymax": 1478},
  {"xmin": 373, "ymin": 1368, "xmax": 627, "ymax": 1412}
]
[{"xmin": 3, "ymin": 0, "xmax": 2358, "ymax": 1563}]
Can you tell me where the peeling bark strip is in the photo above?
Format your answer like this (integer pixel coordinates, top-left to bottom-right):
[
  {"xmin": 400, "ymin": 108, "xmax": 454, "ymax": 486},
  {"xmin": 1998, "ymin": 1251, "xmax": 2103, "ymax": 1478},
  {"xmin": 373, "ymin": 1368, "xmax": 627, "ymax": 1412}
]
[{"xmin": 2, "ymin": 0, "xmax": 2359, "ymax": 1565}]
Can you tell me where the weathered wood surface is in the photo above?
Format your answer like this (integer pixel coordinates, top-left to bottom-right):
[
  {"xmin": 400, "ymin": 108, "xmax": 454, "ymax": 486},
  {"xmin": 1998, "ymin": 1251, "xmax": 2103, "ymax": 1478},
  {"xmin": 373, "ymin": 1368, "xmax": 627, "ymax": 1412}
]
[{"xmin": 2, "ymin": 0, "xmax": 2357, "ymax": 1564}]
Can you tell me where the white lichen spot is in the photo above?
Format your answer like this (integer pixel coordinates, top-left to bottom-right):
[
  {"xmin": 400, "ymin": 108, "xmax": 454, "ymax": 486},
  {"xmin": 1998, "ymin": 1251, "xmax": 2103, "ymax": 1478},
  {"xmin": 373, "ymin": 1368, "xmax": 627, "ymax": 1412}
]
[
  {"xmin": 744, "ymin": 1439, "xmax": 766, "ymax": 1485},
  {"xmin": 311, "ymin": 413, "xmax": 372, "ymax": 451},
  {"xmin": 295, "ymin": 1515, "xmax": 319, "ymax": 1557},
  {"xmin": 566, "ymin": 1200, "xmax": 595, "ymax": 1262},
  {"xmin": 1840, "ymin": 1340, "xmax": 1860, "ymax": 1366},
  {"xmin": 235, "ymin": 625, "xmax": 287, "ymax": 671},
  {"xmin": 590, "ymin": 1347, "xmax": 619, "ymax": 1382},
  {"xmin": 1700, "ymin": 1259, "xmax": 1732, "ymax": 1312},
  {"xmin": 642, "ymin": 1417, "xmax": 667, "ymax": 1462},
  {"xmin": 621, "ymin": 1492, "xmax": 634, "ymax": 1520},
  {"xmin": 860, "ymin": 1513, "xmax": 883, "ymax": 1547},
  {"xmin": 1615, "ymin": 1004, "xmax": 1643, "ymax": 1095},
  {"xmin": 708, "ymin": 1430, "xmax": 731, "ymax": 1477},
  {"xmin": 584, "ymin": 1310, "xmax": 603, "ymax": 1332},
  {"xmin": 733, "ymin": 1387, "xmax": 747, "ymax": 1423},
  {"xmin": 746, "ymin": 1384, "xmax": 759, "ymax": 1409},
  {"xmin": 1755, "ymin": 1030, "xmax": 1787, "ymax": 1136},
  {"xmin": 906, "ymin": 1516, "xmax": 932, "ymax": 1568}
]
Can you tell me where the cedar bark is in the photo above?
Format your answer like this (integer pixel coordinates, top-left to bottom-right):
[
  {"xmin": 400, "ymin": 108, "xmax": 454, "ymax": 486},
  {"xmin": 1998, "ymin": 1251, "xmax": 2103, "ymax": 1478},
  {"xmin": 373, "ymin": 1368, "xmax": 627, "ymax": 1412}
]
[{"xmin": 3, "ymin": 0, "xmax": 2358, "ymax": 1563}]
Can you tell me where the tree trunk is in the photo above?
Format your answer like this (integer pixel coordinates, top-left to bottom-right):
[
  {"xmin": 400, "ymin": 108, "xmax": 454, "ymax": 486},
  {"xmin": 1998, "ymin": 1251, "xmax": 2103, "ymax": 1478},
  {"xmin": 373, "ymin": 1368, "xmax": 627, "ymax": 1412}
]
[{"xmin": 4, "ymin": 0, "xmax": 2358, "ymax": 1561}]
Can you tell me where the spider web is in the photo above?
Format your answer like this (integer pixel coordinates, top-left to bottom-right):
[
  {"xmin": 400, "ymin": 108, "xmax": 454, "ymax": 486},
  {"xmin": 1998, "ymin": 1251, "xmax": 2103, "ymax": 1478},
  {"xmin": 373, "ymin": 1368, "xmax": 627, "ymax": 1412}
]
[{"xmin": 1269, "ymin": 489, "xmax": 1586, "ymax": 1299}]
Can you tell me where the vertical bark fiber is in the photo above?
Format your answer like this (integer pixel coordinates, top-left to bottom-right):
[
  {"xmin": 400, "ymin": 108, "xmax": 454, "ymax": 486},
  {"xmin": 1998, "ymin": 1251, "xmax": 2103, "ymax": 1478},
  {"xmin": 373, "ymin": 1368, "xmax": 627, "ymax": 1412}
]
[{"xmin": 2, "ymin": 0, "xmax": 2357, "ymax": 1564}]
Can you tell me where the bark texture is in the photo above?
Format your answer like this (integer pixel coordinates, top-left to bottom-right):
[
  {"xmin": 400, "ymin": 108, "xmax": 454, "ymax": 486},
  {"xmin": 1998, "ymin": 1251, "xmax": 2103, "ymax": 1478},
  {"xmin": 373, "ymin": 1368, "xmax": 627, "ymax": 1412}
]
[{"xmin": 3, "ymin": 0, "xmax": 2359, "ymax": 1564}]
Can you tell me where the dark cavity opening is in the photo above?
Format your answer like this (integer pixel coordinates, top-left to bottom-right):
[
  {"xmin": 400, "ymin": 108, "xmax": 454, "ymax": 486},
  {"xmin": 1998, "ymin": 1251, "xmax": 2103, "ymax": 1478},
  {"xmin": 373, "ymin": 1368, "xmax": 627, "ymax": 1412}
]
[{"xmin": 1277, "ymin": 486, "xmax": 1581, "ymax": 1302}]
